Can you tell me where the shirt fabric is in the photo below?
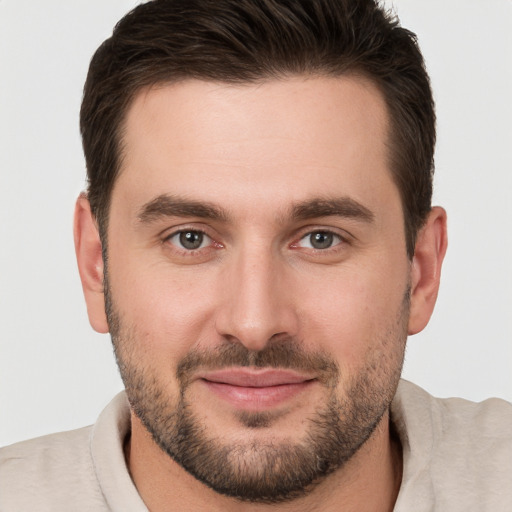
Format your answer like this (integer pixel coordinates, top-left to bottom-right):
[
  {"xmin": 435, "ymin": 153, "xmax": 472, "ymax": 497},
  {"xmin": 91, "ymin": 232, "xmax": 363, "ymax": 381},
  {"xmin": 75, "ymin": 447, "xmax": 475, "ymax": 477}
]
[{"xmin": 1, "ymin": 380, "xmax": 511, "ymax": 511}]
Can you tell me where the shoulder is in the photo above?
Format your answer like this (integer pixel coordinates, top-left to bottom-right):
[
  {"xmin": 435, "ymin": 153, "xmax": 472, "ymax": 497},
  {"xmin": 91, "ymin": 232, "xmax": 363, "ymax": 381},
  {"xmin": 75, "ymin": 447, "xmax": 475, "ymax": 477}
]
[
  {"xmin": 393, "ymin": 380, "xmax": 512, "ymax": 511},
  {"xmin": 0, "ymin": 426, "xmax": 108, "ymax": 511},
  {"xmin": 1, "ymin": 423, "xmax": 92, "ymax": 463},
  {"xmin": 394, "ymin": 379, "xmax": 512, "ymax": 437},
  {"xmin": 0, "ymin": 392, "xmax": 146, "ymax": 512},
  {"xmin": 394, "ymin": 379, "xmax": 512, "ymax": 439}
]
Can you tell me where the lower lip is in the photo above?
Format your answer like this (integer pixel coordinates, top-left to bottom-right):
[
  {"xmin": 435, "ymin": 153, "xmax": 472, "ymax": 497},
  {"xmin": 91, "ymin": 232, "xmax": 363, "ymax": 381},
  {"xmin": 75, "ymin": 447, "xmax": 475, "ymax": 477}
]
[{"xmin": 201, "ymin": 380, "xmax": 314, "ymax": 410}]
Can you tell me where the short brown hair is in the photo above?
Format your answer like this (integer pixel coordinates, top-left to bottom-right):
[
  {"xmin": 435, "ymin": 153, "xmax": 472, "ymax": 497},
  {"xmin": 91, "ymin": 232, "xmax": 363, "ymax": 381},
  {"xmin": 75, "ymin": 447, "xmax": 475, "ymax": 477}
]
[{"xmin": 80, "ymin": 0, "xmax": 435, "ymax": 257}]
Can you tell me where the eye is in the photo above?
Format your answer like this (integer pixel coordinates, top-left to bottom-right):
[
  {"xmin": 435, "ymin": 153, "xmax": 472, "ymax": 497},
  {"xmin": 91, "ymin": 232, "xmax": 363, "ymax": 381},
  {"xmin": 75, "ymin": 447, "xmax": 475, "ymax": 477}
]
[
  {"xmin": 297, "ymin": 231, "xmax": 343, "ymax": 250},
  {"xmin": 167, "ymin": 230, "xmax": 211, "ymax": 250}
]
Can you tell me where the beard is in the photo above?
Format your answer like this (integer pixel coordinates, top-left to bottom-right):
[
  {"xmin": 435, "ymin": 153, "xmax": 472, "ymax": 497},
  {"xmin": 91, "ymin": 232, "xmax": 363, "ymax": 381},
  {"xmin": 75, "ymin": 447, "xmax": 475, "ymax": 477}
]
[{"xmin": 106, "ymin": 279, "xmax": 408, "ymax": 504}]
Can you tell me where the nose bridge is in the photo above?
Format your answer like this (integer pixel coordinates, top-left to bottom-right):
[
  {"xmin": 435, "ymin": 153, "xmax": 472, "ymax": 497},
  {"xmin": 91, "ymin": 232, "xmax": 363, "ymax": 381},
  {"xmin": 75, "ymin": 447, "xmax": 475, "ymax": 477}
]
[{"xmin": 216, "ymin": 238, "xmax": 297, "ymax": 351}]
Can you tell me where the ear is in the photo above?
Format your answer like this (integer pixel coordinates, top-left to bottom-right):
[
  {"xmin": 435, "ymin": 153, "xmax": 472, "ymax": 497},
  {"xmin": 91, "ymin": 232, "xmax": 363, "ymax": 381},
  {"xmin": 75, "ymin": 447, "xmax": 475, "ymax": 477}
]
[
  {"xmin": 73, "ymin": 194, "xmax": 109, "ymax": 333},
  {"xmin": 408, "ymin": 206, "xmax": 448, "ymax": 335}
]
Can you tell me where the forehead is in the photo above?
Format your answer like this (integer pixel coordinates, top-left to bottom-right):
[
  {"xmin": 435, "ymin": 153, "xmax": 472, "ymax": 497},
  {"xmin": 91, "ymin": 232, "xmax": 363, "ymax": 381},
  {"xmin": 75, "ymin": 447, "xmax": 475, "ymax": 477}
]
[{"xmin": 115, "ymin": 76, "xmax": 396, "ymax": 218}]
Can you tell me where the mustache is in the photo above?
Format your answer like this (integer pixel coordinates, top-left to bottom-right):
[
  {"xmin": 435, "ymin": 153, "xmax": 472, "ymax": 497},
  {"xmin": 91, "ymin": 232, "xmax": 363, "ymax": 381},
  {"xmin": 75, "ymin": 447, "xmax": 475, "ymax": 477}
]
[{"xmin": 176, "ymin": 338, "xmax": 340, "ymax": 388}]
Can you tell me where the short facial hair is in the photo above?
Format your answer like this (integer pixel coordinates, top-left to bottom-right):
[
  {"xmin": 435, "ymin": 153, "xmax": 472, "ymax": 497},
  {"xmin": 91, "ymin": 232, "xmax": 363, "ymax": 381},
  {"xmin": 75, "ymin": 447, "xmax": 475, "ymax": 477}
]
[{"xmin": 105, "ymin": 274, "xmax": 409, "ymax": 504}]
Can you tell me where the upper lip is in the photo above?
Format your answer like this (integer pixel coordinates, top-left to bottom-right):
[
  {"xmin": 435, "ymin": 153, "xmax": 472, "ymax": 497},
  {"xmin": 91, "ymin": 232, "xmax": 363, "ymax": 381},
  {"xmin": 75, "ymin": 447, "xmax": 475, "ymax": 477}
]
[{"xmin": 198, "ymin": 368, "xmax": 315, "ymax": 387}]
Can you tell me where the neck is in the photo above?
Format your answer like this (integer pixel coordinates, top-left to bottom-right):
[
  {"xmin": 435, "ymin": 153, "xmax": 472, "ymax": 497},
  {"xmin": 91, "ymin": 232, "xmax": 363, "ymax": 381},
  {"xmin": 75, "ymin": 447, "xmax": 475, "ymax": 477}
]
[{"xmin": 125, "ymin": 411, "xmax": 402, "ymax": 512}]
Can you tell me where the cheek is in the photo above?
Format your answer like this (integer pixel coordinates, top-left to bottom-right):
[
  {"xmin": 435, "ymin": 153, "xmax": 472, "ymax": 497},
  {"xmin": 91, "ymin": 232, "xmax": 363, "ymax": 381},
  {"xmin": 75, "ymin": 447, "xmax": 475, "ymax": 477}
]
[
  {"xmin": 109, "ymin": 257, "xmax": 221, "ymax": 360},
  {"xmin": 296, "ymin": 264, "xmax": 409, "ymax": 368}
]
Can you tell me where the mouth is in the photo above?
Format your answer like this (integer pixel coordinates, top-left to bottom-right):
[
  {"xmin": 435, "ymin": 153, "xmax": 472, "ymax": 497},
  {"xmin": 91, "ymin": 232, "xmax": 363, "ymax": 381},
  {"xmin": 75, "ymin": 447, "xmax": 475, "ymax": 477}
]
[{"xmin": 197, "ymin": 368, "xmax": 316, "ymax": 410}]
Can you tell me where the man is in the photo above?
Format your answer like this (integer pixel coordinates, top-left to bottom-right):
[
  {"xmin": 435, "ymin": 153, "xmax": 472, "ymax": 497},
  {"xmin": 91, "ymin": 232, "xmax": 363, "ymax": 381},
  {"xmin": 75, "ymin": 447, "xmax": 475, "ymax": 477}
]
[{"xmin": 1, "ymin": 0, "xmax": 511, "ymax": 510}]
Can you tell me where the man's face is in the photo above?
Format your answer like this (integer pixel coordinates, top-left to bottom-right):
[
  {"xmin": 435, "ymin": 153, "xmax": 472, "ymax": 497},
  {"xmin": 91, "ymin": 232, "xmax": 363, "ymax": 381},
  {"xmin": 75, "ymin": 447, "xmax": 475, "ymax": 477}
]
[{"xmin": 105, "ymin": 77, "xmax": 411, "ymax": 501}]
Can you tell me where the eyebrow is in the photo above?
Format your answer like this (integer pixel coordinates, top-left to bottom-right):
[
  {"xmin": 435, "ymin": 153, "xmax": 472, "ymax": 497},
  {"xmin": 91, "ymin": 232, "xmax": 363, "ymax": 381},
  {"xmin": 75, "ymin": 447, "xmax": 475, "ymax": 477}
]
[
  {"xmin": 137, "ymin": 194, "xmax": 374, "ymax": 225},
  {"xmin": 291, "ymin": 197, "xmax": 375, "ymax": 223},
  {"xmin": 138, "ymin": 194, "xmax": 228, "ymax": 223}
]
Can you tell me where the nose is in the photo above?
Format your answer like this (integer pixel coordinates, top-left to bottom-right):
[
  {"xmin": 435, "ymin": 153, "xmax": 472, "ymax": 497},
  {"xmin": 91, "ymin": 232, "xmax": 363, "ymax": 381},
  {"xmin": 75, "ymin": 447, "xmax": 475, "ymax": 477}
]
[{"xmin": 215, "ymin": 245, "xmax": 299, "ymax": 352}]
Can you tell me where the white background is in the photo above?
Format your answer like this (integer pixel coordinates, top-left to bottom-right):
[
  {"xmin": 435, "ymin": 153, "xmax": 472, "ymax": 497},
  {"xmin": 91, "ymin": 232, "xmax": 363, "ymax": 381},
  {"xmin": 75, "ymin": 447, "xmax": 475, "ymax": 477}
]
[{"xmin": 1, "ymin": 1, "xmax": 511, "ymax": 447}]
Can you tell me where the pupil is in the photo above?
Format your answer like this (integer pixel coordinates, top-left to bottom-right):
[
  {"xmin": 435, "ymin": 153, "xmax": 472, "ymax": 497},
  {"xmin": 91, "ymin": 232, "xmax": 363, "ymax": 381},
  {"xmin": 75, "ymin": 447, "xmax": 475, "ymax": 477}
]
[
  {"xmin": 311, "ymin": 232, "xmax": 333, "ymax": 249},
  {"xmin": 180, "ymin": 231, "xmax": 203, "ymax": 250}
]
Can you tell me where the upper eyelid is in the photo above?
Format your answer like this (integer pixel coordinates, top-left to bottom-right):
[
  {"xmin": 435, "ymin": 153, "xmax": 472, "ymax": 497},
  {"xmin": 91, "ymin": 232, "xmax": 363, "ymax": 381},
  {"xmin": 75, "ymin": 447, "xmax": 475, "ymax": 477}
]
[
  {"xmin": 299, "ymin": 228, "xmax": 346, "ymax": 238},
  {"xmin": 163, "ymin": 230, "xmax": 218, "ymax": 256},
  {"xmin": 299, "ymin": 230, "xmax": 343, "ymax": 241},
  {"xmin": 167, "ymin": 230, "xmax": 212, "ymax": 248},
  {"xmin": 160, "ymin": 228, "xmax": 215, "ymax": 251},
  {"xmin": 293, "ymin": 225, "xmax": 353, "ymax": 242},
  {"xmin": 160, "ymin": 224, "xmax": 215, "ymax": 240},
  {"xmin": 166, "ymin": 228, "xmax": 212, "ymax": 240},
  {"xmin": 159, "ymin": 224, "xmax": 353, "ymax": 247},
  {"xmin": 294, "ymin": 231, "xmax": 345, "ymax": 250}
]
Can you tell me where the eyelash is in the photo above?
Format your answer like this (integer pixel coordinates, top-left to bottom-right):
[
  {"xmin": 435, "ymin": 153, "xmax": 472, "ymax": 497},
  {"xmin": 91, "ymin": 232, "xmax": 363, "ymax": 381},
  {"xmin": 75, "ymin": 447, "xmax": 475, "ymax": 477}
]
[
  {"xmin": 289, "ymin": 227, "xmax": 351, "ymax": 254},
  {"xmin": 163, "ymin": 228, "xmax": 221, "ymax": 254},
  {"xmin": 162, "ymin": 227, "xmax": 351, "ymax": 256},
  {"xmin": 293, "ymin": 231, "xmax": 345, "ymax": 250}
]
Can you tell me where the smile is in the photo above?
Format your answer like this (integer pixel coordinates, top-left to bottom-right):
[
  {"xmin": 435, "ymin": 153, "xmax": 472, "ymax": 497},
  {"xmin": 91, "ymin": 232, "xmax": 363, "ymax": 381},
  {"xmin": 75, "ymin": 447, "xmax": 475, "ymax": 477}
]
[{"xmin": 198, "ymin": 368, "xmax": 316, "ymax": 410}]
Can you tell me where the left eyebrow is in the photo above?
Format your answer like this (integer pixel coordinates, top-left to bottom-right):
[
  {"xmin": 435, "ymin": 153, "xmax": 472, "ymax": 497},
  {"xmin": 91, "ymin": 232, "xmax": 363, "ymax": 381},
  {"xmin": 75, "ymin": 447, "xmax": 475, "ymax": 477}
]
[
  {"xmin": 290, "ymin": 197, "xmax": 375, "ymax": 223},
  {"xmin": 137, "ymin": 194, "xmax": 229, "ymax": 223}
]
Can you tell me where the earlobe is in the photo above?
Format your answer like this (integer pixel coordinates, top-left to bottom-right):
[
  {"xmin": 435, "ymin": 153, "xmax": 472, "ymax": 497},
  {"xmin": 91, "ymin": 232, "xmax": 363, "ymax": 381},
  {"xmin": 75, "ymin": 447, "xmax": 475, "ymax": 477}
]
[
  {"xmin": 73, "ymin": 194, "xmax": 109, "ymax": 334},
  {"xmin": 408, "ymin": 206, "xmax": 448, "ymax": 335}
]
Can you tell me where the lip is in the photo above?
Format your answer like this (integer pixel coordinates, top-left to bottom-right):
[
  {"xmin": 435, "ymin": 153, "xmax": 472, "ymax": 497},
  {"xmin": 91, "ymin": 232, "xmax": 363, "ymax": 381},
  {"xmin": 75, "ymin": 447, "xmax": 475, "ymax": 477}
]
[{"xmin": 198, "ymin": 368, "xmax": 316, "ymax": 410}]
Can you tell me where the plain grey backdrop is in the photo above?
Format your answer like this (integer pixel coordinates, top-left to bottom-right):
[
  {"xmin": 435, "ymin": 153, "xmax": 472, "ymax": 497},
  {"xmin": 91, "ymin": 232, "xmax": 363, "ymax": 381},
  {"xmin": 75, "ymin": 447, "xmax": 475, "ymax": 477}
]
[{"xmin": 1, "ymin": 0, "xmax": 511, "ymax": 446}]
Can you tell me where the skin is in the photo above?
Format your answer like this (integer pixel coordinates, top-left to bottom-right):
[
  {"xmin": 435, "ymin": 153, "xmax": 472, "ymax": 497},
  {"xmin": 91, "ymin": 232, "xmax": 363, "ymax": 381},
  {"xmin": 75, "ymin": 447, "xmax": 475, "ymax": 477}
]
[{"xmin": 74, "ymin": 76, "xmax": 447, "ymax": 511}]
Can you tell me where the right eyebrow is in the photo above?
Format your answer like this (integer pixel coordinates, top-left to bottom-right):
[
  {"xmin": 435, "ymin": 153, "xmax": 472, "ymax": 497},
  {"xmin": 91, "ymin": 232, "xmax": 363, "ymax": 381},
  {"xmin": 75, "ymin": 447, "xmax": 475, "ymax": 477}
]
[
  {"xmin": 137, "ymin": 194, "xmax": 229, "ymax": 223},
  {"xmin": 291, "ymin": 197, "xmax": 375, "ymax": 224}
]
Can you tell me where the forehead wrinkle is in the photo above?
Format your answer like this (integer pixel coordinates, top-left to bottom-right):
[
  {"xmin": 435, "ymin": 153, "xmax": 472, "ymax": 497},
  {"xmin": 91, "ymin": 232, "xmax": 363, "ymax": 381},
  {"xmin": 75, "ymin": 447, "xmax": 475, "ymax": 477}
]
[{"xmin": 137, "ymin": 193, "xmax": 230, "ymax": 223}]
